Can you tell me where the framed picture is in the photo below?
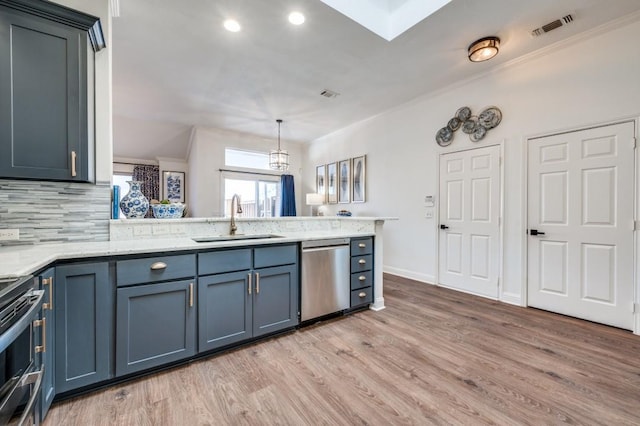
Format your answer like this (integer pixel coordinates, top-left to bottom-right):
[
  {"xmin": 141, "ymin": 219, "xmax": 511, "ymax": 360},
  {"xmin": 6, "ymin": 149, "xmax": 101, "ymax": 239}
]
[
  {"xmin": 162, "ymin": 171, "xmax": 185, "ymax": 202},
  {"xmin": 338, "ymin": 159, "xmax": 351, "ymax": 203},
  {"xmin": 316, "ymin": 165, "xmax": 327, "ymax": 203},
  {"xmin": 327, "ymin": 162, "xmax": 338, "ymax": 204},
  {"xmin": 352, "ymin": 155, "xmax": 366, "ymax": 203}
]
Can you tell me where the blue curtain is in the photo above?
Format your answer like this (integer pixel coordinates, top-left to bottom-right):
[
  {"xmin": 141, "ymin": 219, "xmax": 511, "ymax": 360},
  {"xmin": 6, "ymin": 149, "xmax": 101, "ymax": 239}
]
[{"xmin": 280, "ymin": 174, "xmax": 296, "ymax": 216}]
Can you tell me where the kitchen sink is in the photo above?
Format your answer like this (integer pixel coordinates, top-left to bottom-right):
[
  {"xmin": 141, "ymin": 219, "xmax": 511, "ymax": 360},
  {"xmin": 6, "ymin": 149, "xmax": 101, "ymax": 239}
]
[{"xmin": 192, "ymin": 234, "xmax": 284, "ymax": 243}]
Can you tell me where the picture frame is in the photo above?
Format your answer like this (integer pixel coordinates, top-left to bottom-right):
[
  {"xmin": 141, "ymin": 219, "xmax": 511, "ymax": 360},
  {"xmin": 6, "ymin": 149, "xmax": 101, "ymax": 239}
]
[
  {"xmin": 327, "ymin": 162, "xmax": 338, "ymax": 204},
  {"xmin": 352, "ymin": 155, "xmax": 366, "ymax": 203},
  {"xmin": 338, "ymin": 159, "xmax": 351, "ymax": 203},
  {"xmin": 162, "ymin": 171, "xmax": 186, "ymax": 203},
  {"xmin": 316, "ymin": 165, "xmax": 327, "ymax": 203}
]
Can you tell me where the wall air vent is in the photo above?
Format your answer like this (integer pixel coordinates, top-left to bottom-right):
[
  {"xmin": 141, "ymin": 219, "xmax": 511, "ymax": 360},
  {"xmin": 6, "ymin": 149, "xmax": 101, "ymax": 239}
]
[
  {"xmin": 531, "ymin": 14, "xmax": 574, "ymax": 37},
  {"xmin": 320, "ymin": 89, "xmax": 340, "ymax": 98}
]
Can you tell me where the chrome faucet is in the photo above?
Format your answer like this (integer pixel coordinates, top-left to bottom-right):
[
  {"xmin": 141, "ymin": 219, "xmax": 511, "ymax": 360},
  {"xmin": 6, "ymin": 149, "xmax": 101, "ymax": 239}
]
[{"xmin": 230, "ymin": 194, "xmax": 243, "ymax": 235}]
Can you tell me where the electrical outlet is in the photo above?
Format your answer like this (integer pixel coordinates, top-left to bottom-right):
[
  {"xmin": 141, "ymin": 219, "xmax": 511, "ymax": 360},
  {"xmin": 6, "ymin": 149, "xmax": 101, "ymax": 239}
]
[
  {"xmin": 0, "ymin": 229, "xmax": 19, "ymax": 241},
  {"xmin": 425, "ymin": 210, "xmax": 434, "ymax": 219}
]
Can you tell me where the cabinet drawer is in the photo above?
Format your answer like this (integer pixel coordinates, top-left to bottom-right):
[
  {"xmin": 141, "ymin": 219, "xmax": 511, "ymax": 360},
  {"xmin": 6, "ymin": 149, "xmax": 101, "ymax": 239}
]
[
  {"xmin": 117, "ymin": 254, "xmax": 196, "ymax": 286},
  {"xmin": 351, "ymin": 287, "xmax": 373, "ymax": 307},
  {"xmin": 351, "ymin": 270, "xmax": 373, "ymax": 290},
  {"xmin": 198, "ymin": 249, "xmax": 252, "ymax": 276},
  {"xmin": 351, "ymin": 237, "xmax": 373, "ymax": 256},
  {"xmin": 254, "ymin": 244, "xmax": 297, "ymax": 269},
  {"xmin": 351, "ymin": 254, "xmax": 372, "ymax": 273}
]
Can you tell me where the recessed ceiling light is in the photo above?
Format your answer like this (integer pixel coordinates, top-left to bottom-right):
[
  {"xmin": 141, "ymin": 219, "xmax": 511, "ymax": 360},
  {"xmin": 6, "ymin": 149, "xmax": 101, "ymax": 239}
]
[
  {"xmin": 288, "ymin": 11, "xmax": 305, "ymax": 25},
  {"xmin": 223, "ymin": 19, "xmax": 241, "ymax": 32}
]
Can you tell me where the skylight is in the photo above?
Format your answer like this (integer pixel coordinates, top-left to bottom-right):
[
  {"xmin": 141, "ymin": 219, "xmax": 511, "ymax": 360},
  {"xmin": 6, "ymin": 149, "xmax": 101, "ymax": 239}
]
[{"xmin": 319, "ymin": 0, "xmax": 451, "ymax": 41}]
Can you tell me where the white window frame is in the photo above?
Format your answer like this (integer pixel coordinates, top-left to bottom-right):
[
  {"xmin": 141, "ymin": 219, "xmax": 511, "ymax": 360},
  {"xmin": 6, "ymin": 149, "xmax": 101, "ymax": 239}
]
[{"xmin": 220, "ymin": 170, "xmax": 281, "ymax": 218}]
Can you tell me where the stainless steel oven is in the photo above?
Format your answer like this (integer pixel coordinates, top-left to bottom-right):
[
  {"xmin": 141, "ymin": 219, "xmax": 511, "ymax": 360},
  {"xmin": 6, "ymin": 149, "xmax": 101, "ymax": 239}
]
[{"xmin": 0, "ymin": 276, "xmax": 44, "ymax": 426}]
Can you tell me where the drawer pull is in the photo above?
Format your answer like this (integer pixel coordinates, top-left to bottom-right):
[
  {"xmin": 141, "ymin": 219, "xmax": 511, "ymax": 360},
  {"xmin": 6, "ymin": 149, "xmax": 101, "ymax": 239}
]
[
  {"xmin": 358, "ymin": 243, "xmax": 366, "ymax": 248},
  {"xmin": 248, "ymin": 273, "xmax": 252, "ymax": 295},
  {"xmin": 358, "ymin": 259, "xmax": 366, "ymax": 265},
  {"xmin": 150, "ymin": 262, "xmax": 167, "ymax": 270},
  {"xmin": 34, "ymin": 318, "xmax": 46, "ymax": 353},
  {"xmin": 42, "ymin": 277, "xmax": 53, "ymax": 310},
  {"xmin": 189, "ymin": 283, "xmax": 194, "ymax": 307},
  {"xmin": 359, "ymin": 275, "xmax": 366, "ymax": 281},
  {"xmin": 256, "ymin": 273, "xmax": 260, "ymax": 294},
  {"xmin": 358, "ymin": 292, "xmax": 367, "ymax": 298}
]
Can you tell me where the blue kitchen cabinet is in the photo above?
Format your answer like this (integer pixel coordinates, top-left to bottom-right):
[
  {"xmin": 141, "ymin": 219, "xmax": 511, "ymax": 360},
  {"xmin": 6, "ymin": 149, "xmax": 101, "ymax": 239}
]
[
  {"xmin": 114, "ymin": 254, "xmax": 197, "ymax": 376},
  {"xmin": 350, "ymin": 237, "xmax": 374, "ymax": 308},
  {"xmin": 0, "ymin": 1, "xmax": 104, "ymax": 182},
  {"xmin": 54, "ymin": 262, "xmax": 113, "ymax": 394},
  {"xmin": 38, "ymin": 267, "xmax": 55, "ymax": 420},
  {"xmin": 197, "ymin": 245, "xmax": 299, "ymax": 353}
]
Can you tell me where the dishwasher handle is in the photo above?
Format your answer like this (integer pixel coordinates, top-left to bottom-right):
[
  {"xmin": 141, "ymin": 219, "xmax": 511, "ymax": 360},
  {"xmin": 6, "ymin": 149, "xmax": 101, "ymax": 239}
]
[
  {"xmin": 301, "ymin": 238, "xmax": 351, "ymax": 250},
  {"xmin": 301, "ymin": 244, "xmax": 349, "ymax": 253}
]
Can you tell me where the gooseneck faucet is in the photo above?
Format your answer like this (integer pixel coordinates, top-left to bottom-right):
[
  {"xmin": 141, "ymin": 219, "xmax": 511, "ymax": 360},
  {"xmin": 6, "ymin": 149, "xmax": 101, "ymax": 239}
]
[{"xmin": 230, "ymin": 194, "xmax": 243, "ymax": 235}]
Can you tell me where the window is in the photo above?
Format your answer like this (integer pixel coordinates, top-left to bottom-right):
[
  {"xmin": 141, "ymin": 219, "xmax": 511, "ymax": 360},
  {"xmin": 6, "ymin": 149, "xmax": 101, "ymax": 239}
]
[
  {"xmin": 224, "ymin": 176, "xmax": 280, "ymax": 218},
  {"xmin": 225, "ymin": 148, "xmax": 270, "ymax": 170}
]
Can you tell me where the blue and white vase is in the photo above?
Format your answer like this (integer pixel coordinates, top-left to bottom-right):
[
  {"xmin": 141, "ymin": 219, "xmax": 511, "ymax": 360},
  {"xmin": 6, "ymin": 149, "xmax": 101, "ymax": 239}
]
[{"xmin": 119, "ymin": 181, "xmax": 149, "ymax": 219}]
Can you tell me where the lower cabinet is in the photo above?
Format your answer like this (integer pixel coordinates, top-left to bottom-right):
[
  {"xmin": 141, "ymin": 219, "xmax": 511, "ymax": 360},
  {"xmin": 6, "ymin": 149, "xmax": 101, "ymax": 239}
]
[
  {"xmin": 54, "ymin": 262, "xmax": 112, "ymax": 394},
  {"xmin": 198, "ymin": 245, "xmax": 299, "ymax": 353},
  {"xmin": 38, "ymin": 267, "xmax": 55, "ymax": 420},
  {"xmin": 116, "ymin": 279, "xmax": 196, "ymax": 376}
]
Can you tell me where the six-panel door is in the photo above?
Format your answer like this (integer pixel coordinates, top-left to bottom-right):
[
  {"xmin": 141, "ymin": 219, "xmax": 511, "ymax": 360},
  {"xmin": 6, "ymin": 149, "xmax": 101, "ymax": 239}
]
[{"xmin": 116, "ymin": 279, "xmax": 197, "ymax": 376}]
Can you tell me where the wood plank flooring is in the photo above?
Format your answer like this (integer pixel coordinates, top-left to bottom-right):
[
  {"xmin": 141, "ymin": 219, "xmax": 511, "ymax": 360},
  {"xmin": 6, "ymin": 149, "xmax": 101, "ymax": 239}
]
[{"xmin": 45, "ymin": 274, "xmax": 640, "ymax": 425}]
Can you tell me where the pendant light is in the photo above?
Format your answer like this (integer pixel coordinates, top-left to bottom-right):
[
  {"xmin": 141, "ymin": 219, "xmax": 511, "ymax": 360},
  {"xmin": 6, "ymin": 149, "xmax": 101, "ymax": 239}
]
[{"xmin": 269, "ymin": 119, "xmax": 290, "ymax": 171}]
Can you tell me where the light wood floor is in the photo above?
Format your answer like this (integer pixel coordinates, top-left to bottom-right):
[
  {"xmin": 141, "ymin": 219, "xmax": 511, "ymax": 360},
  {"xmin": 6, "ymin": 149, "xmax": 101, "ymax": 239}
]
[{"xmin": 45, "ymin": 274, "xmax": 640, "ymax": 425}]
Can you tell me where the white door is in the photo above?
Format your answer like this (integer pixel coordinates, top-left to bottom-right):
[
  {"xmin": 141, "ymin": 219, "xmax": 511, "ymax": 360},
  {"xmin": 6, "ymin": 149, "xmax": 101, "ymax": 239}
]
[
  {"xmin": 527, "ymin": 121, "xmax": 635, "ymax": 330},
  {"xmin": 439, "ymin": 145, "xmax": 501, "ymax": 298}
]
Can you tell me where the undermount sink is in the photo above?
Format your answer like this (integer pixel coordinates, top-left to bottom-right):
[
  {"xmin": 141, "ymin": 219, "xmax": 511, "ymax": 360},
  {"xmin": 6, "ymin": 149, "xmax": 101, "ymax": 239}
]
[{"xmin": 192, "ymin": 234, "xmax": 284, "ymax": 243}]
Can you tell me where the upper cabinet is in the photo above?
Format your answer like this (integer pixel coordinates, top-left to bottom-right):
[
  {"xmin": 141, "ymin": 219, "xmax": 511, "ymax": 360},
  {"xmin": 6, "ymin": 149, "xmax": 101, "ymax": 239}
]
[{"xmin": 0, "ymin": 0, "xmax": 105, "ymax": 182}]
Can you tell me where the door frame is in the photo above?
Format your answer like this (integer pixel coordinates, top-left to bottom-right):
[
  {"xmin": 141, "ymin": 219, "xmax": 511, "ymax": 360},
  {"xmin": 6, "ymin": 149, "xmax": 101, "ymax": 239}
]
[
  {"xmin": 522, "ymin": 117, "xmax": 640, "ymax": 335},
  {"xmin": 435, "ymin": 142, "xmax": 505, "ymax": 300}
]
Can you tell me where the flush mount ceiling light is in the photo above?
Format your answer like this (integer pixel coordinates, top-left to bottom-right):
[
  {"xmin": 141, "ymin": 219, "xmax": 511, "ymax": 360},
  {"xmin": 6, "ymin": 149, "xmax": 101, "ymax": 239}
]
[
  {"xmin": 288, "ymin": 11, "xmax": 305, "ymax": 25},
  {"xmin": 269, "ymin": 119, "xmax": 290, "ymax": 171},
  {"xmin": 223, "ymin": 19, "xmax": 241, "ymax": 32},
  {"xmin": 468, "ymin": 36, "xmax": 500, "ymax": 62}
]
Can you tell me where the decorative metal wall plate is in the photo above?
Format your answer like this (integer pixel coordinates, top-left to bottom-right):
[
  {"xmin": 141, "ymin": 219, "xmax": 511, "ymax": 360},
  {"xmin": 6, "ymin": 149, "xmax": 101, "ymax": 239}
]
[
  {"xmin": 436, "ymin": 127, "xmax": 453, "ymax": 146},
  {"xmin": 435, "ymin": 105, "xmax": 502, "ymax": 146}
]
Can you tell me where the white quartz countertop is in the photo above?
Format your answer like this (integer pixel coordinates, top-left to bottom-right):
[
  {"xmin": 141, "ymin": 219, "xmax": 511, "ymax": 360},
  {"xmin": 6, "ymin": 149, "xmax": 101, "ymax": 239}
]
[{"xmin": 0, "ymin": 230, "xmax": 374, "ymax": 279}]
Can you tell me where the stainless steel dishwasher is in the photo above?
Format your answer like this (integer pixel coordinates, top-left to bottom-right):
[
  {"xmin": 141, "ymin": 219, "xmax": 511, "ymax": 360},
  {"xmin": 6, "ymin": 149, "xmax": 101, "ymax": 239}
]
[{"xmin": 301, "ymin": 238, "xmax": 350, "ymax": 322}]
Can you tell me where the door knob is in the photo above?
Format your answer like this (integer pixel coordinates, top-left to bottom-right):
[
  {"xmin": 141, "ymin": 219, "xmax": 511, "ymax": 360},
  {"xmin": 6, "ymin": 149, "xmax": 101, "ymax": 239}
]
[
  {"xmin": 530, "ymin": 229, "xmax": 545, "ymax": 236},
  {"xmin": 440, "ymin": 224, "xmax": 449, "ymax": 230}
]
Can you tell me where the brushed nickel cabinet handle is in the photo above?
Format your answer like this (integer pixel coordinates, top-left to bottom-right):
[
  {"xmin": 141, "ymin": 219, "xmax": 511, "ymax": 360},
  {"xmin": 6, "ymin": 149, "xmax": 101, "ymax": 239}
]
[
  {"xmin": 358, "ymin": 243, "xmax": 366, "ymax": 248},
  {"xmin": 189, "ymin": 283, "xmax": 194, "ymax": 307},
  {"xmin": 358, "ymin": 292, "xmax": 366, "ymax": 298},
  {"xmin": 358, "ymin": 259, "xmax": 366, "ymax": 265},
  {"xmin": 34, "ymin": 318, "xmax": 46, "ymax": 353},
  {"xmin": 248, "ymin": 273, "xmax": 252, "ymax": 295},
  {"xmin": 71, "ymin": 151, "xmax": 77, "ymax": 177},
  {"xmin": 150, "ymin": 262, "xmax": 167, "ymax": 270},
  {"xmin": 359, "ymin": 275, "xmax": 366, "ymax": 281},
  {"xmin": 255, "ymin": 273, "xmax": 260, "ymax": 294},
  {"xmin": 42, "ymin": 277, "xmax": 53, "ymax": 310}
]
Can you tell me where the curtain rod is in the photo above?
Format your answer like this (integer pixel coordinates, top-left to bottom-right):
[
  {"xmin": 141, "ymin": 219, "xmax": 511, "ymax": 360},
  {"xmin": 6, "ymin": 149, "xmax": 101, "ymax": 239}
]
[
  {"xmin": 219, "ymin": 168, "xmax": 282, "ymax": 177},
  {"xmin": 113, "ymin": 161, "xmax": 158, "ymax": 166}
]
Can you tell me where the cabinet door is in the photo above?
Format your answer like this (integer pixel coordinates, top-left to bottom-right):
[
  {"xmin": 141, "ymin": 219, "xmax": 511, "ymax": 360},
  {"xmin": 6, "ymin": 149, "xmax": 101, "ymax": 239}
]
[
  {"xmin": 0, "ymin": 7, "xmax": 89, "ymax": 181},
  {"xmin": 55, "ymin": 262, "xmax": 112, "ymax": 394},
  {"xmin": 39, "ymin": 267, "xmax": 56, "ymax": 420},
  {"xmin": 252, "ymin": 264, "xmax": 298, "ymax": 338},
  {"xmin": 116, "ymin": 279, "xmax": 196, "ymax": 376},
  {"xmin": 198, "ymin": 271, "xmax": 252, "ymax": 352}
]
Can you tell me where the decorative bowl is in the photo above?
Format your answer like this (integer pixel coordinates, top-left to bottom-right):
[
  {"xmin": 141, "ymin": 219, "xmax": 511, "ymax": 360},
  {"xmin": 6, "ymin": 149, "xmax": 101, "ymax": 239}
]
[{"xmin": 151, "ymin": 203, "xmax": 185, "ymax": 219}]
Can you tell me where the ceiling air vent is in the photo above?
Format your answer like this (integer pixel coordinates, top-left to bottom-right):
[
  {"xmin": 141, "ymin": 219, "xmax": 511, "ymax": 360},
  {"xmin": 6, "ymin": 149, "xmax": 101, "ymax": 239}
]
[
  {"xmin": 531, "ymin": 14, "xmax": 574, "ymax": 37},
  {"xmin": 320, "ymin": 89, "xmax": 339, "ymax": 99}
]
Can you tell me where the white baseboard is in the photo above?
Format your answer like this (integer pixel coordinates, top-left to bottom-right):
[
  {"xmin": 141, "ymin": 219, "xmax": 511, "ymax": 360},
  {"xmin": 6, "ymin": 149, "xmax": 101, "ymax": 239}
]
[
  {"xmin": 500, "ymin": 292, "xmax": 523, "ymax": 306},
  {"xmin": 383, "ymin": 266, "xmax": 435, "ymax": 284}
]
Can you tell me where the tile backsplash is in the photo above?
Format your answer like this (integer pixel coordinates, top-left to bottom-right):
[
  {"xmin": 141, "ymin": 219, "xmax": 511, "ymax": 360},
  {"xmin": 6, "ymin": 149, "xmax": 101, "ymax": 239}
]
[{"xmin": 0, "ymin": 179, "xmax": 111, "ymax": 246}]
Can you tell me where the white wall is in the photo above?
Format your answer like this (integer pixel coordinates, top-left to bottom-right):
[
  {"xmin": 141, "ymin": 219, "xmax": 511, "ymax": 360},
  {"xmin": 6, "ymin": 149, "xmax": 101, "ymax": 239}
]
[
  {"xmin": 187, "ymin": 126, "xmax": 304, "ymax": 217},
  {"xmin": 52, "ymin": 0, "xmax": 113, "ymax": 183},
  {"xmin": 303, "ymin": 18, "xmax": 640, "ymax": 304}
]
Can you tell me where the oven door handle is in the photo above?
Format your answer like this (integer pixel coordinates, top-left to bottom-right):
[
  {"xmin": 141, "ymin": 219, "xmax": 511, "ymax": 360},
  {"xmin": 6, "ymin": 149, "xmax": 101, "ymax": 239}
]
[
  {"xmin": 0, "ymin": 290, "xmax": 44, "ymax": 354},
  {"xmin": 16, "ymin": 366, "xmax": 44, "ymax": 426}
]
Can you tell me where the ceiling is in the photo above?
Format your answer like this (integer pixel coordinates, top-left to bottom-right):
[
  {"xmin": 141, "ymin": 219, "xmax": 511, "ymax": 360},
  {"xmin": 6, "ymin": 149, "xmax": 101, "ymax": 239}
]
[{"xmin": 112, "ymin": 0, "xmax": 640, "ymax": 160}]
